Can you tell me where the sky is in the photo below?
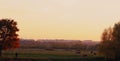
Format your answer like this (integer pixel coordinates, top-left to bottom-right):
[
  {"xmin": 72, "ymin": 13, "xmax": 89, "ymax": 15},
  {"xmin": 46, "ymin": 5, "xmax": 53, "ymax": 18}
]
[{"xmin": 0, "ymin": 0, "xmax": 120, "ymax": 41}]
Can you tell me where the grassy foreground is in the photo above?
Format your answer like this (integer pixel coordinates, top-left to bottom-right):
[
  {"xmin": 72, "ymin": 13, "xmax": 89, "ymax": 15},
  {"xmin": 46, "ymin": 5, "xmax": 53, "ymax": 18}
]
[
  {"xmin": 0, "ymin": 49, "xmax": 105, "ymax": 61},
  {"xmin": 0, "ymin": 57, "xmax": 105, "ymax": 61}
]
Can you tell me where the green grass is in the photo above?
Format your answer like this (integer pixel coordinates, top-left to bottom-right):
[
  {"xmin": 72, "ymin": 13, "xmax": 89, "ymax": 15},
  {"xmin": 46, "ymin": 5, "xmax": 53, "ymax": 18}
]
[
  {"xmin": 3, "ymin": 52, "xmax": 81, "ymax": 58},
  {"xmin": 1, "ymin": 49, "xmax": 105, "ymax": 61},
  {"xmin": 2, "ymin": 49, "xmax": 79, "ymax": 58}
]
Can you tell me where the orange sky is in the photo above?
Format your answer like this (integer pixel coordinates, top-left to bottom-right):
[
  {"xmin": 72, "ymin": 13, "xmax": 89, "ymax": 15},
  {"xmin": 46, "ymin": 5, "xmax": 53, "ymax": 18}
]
[{"xmin": 0, "ymin": 0, "xmax": 120, "ymax": 41}]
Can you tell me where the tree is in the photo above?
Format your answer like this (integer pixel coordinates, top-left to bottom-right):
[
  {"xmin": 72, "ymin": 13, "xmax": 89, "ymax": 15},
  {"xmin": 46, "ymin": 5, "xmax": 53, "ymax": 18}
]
[
  {"xmin": 99, "ymin": 28, "xmax": 115, "ymax": 60},
  {"xmin": 99, "ymin": 22, "xmax": 120, "ymax": 61},
  {"xmin": 0, "ymin": 19, "xmax": 19, "ymax": 57},
  {"xmin": 112, "ymin": 22, "xmax": 120, "ymax": 60}
]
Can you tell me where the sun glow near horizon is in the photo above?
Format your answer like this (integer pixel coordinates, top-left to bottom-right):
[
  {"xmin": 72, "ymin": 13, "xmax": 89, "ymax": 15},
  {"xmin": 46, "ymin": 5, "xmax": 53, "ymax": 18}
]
[{"xmin": 0, "ymin": 0, "xmax": 120, "ymax": 41}]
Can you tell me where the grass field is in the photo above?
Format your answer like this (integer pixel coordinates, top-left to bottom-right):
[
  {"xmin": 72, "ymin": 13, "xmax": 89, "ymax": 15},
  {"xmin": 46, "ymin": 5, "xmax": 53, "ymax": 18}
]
[{"xmin": 1, "ymin": 48, "xmax": 105, "ymax": 61}]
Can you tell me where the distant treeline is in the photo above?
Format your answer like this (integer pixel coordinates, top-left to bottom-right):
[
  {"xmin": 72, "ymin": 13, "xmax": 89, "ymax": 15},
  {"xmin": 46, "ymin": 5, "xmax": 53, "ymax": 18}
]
[{"xmin": 20, "ymin": 39, "xmax": 99, "ymax": 51}]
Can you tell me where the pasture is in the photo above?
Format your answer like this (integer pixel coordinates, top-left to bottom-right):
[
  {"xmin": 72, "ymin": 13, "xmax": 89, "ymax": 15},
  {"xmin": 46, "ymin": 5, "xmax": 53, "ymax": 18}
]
[{"xmin": 1, "ymin": 48, "xmax": 105, "ymax": 61}]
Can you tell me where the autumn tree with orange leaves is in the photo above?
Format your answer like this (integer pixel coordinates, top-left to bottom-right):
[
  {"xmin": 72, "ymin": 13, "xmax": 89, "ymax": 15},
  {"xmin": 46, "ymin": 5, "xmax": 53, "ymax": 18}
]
[{"xmin": 0, "ymin": 19, "xmax": 19, "ymax": 57}]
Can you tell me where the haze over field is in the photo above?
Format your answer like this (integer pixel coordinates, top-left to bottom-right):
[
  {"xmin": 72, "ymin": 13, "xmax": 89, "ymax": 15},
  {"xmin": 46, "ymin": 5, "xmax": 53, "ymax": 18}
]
[{"xmin": 0, "ymin": 0, "xmax": 120, "ymax": 41}]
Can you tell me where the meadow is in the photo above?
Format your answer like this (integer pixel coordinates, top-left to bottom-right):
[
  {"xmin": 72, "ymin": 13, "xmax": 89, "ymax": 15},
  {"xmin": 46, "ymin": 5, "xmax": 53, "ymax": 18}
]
[{"xmin": 1, "ymin": 48, "xmax": 105, "ymax": 61}]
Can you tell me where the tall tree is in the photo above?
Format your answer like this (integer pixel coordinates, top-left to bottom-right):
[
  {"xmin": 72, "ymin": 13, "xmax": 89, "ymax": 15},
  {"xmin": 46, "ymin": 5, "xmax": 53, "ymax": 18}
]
[
  {"xmin": 99, "ymin": 22, "xmax": 120, "ymax": 61},
  {"xmin": 0, "ymin": 19, "xmax": 19, "ymax": 57},
  {"xmin": 112, "ymin": 22, "xmax": 120, "ymax": 60},
  {"xmin": 99, "ymin": 27, "xmax": 114, "ymax": 60}
]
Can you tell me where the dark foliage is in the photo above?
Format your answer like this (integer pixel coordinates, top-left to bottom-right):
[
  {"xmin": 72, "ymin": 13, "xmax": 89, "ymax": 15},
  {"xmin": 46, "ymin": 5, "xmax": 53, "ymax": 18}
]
[{"xmin": 0, "ymin": 19, "xmax": 19, "ymax": 57}]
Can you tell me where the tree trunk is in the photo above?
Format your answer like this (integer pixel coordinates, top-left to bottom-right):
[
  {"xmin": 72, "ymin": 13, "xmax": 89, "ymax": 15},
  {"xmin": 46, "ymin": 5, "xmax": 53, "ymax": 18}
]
[
  {"xmin": 0, "ymin": 45, "xmax": 2, "ymax": 58},
  {"xmin": 0, "ymin": 50, "xmax": 2, "ymax": 58}
]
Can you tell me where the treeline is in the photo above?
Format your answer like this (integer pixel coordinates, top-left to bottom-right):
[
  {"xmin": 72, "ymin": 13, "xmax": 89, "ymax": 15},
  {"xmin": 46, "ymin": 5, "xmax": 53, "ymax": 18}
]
[{"xmin": 20, "ymin": 39, "xmax": 99, "ymax": 51}]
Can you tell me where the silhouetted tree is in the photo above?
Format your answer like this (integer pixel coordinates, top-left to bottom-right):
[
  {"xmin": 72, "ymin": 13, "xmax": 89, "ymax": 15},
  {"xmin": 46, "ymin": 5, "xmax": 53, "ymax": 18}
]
[
  {"xmin": 99, "ymin": 22, "xmax": 120, "ymax": 61},
  {"xmin": 112, "ymin": 22, "xmax": 120, "ymax": 60},
  {"xmin": 99, "ymin": 27, "xmax": 113, "ymax": 60},
  {"xmin": 0, "ymin": 19, "xmax": 19, "ymax": 57}
]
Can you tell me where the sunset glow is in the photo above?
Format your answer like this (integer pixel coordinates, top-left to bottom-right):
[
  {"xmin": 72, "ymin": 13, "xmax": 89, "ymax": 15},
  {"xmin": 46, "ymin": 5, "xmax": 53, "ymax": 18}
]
[{"xmin": 0, "ymin": 0, "xmax": 120, "ymax": 41}]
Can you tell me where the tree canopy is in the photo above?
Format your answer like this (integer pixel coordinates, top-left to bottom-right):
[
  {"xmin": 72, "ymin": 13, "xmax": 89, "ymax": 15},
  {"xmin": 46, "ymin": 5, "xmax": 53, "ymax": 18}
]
[
  {"xmin": 99, "ymin": 21, "xmax": 120, "ymax": 61},
  {"xmin": 0, "ymin": 19, "xmax": 19, "ymax": 56}
]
